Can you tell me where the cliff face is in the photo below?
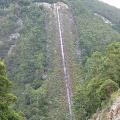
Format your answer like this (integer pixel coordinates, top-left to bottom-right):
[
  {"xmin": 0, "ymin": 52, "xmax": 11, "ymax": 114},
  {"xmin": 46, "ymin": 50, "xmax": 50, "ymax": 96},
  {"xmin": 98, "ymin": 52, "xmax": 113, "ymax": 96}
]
[{"xmin": 90, "ymin": 92, "xmax": 120, "ymax": 120}]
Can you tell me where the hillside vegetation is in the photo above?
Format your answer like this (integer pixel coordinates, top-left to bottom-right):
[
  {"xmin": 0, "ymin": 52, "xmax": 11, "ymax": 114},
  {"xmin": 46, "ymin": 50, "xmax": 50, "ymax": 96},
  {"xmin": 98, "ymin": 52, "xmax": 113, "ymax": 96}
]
[
  {"xmin": 0, "ymin": 0, "xmax": 120, "ymax": 120},
  {"xmin": 0, "ymin": 61, "xmax": 23, "ymax": 120},
  {"xmin": 65, "ymin": 0, "xmax": 120, "ymax": 119},
  {"xmin": 0, "ymin": 0, "xmax": 50, "ymax": 120},
  {"xmin": 7, "ymin": 6, "xmax": 49, "ymax": 120}
]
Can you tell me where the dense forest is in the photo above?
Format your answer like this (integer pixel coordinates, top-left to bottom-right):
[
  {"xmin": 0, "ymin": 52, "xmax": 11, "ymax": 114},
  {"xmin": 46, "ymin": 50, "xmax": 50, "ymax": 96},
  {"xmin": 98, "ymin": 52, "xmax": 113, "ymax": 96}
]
[
  {"xmin": 66, "ymin": 0, "xmax": 120, "ymax": 119},
  {"xmin": 0, "ymin": 0, "xmax": 49, "ymax": 119},
  {"xmin": 6, "ymin": 5, "xmax": 49, "ymax": 119},
  {"xmin": 0, "ymin": 0, "xmax": 120, "ymax": 120}
]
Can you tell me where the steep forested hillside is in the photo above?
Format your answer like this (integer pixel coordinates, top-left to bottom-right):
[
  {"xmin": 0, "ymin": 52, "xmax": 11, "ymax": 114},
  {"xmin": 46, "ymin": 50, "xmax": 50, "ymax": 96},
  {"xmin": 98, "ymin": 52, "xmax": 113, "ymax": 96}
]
[
  {"xmin": 66, "ymin": 0, "xmax": 120, "ymax": 57},
  {"xmin": 65, "ymin": 0, "xmax": 120, "ymax": 119},
  {"xmin": 9, "ymin": 6, "xmax": 49, "ymax": 120},
  {"xmin": 0, "ymin": 1, "xmax": 49, "ymax": 120},
  {"xmin": 84, "ymin": 0, "xmax": 120, "ymax": 32},
  {"xmin": 6, "ymin": 5, "xmax": 49, "ymax": 119},
  {"xmin": 0, "ymin": 0, "xmax": 120, "ymax": 120}
]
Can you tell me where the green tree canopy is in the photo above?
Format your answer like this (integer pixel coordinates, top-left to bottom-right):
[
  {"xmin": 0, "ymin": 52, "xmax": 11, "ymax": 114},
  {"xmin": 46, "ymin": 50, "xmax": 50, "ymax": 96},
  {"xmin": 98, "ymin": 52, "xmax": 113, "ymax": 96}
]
[{"xmin": 0, "ymin": 61, "xmax": 23, "ymax": 120}]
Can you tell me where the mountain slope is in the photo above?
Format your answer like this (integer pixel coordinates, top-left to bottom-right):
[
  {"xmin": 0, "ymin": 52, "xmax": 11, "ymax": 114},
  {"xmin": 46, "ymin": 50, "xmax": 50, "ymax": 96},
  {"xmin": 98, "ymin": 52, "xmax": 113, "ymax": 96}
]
[
  {"xmin": 0, "ymin": 0, "xmax": 120, "ymax": 120},
  {"xmin": 64, "ymin": 0, "xmax": 120, "ymax": 119}
]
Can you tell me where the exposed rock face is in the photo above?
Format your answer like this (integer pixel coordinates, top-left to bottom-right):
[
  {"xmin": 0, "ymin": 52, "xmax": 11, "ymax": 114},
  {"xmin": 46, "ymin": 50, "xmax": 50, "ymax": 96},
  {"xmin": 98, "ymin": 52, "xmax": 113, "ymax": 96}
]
[
  {"xmin": 56, "ymin": 2, "xmax": 69, "ymax": 9},
  {"xmin": 108, "ymin": 97, "xmax": 120, "ymax": 120},
  {"xmin": 9, "ymin": 33, "xmax": 20, "ymax": 41},
  {"xmin": 94, "ymin": 13, "xmax": 112, "ymax": 24},
  {"xmin": 8, "ymin": 45, "xmax": 16, "ymax": 56},
  {"xmin": 35, "ymin": 2, "xmax": 52, "ymax": 11},
  {"xmin": 90, "ymin": 96, "xmax": 120, "ymax": 120},
  {"xmin": 35, "ymin": 2, "xmax": 69, "ymax": 11}
]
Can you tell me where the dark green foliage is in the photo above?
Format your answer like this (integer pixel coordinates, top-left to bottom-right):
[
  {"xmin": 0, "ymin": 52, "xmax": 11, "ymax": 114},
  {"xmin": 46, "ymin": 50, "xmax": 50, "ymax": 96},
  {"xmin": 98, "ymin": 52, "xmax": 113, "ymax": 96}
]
[
  {"xmin": 0, "ymin": 0, "xmax": 120, "ymax": 119},
  {"xmin": 17, "ymin": 0, "xmax": 30, "ymax": 6},
  {"xmin": 84, "ymin": 52, "xmax": 104, "ymax": 81},
  {"xmin": 83, "ymin": 0, "xmax": 120, "ymax": 32},
  {"xmin": 0, "ymin": 17, "xmax": 17, "ymax": 36},
  {"xmin": 97, "ymin": 79, "xmax": 118, "ymax": 99},
  {"xmin": 0, "ymin": 0, "xmax": 49, "ymax": 119},
  {"xmin": 104, "ymin": 42, "xmax": 120, "ymax": 85},
  {"xmin": 64, "ymin": 1, "xmax": 120, "ymax": 118},
  {"xmin": 0, "ymin": 61, "xmax": 23, "ymax": 120},
  {"xmin": 74, "ymin": 78, "xmax": 118, "ymax": 119},
  {"xmin": 5, "ymin": 4, "xmax": 49, "ymax": 120},
  {"xmin": 0, "ymin": 0, "xmax": 13, "ymax": 8},
  {"xmin": 74, "ymin": 42, "xmax": 120, "ymax": 119},
  {"xmin": 66, "ymin": 0, "xmax": 120, "ymax": 61},
  {"xmin": 84, "ymin": 44, "xmax": 120, "ymax": 85}
]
